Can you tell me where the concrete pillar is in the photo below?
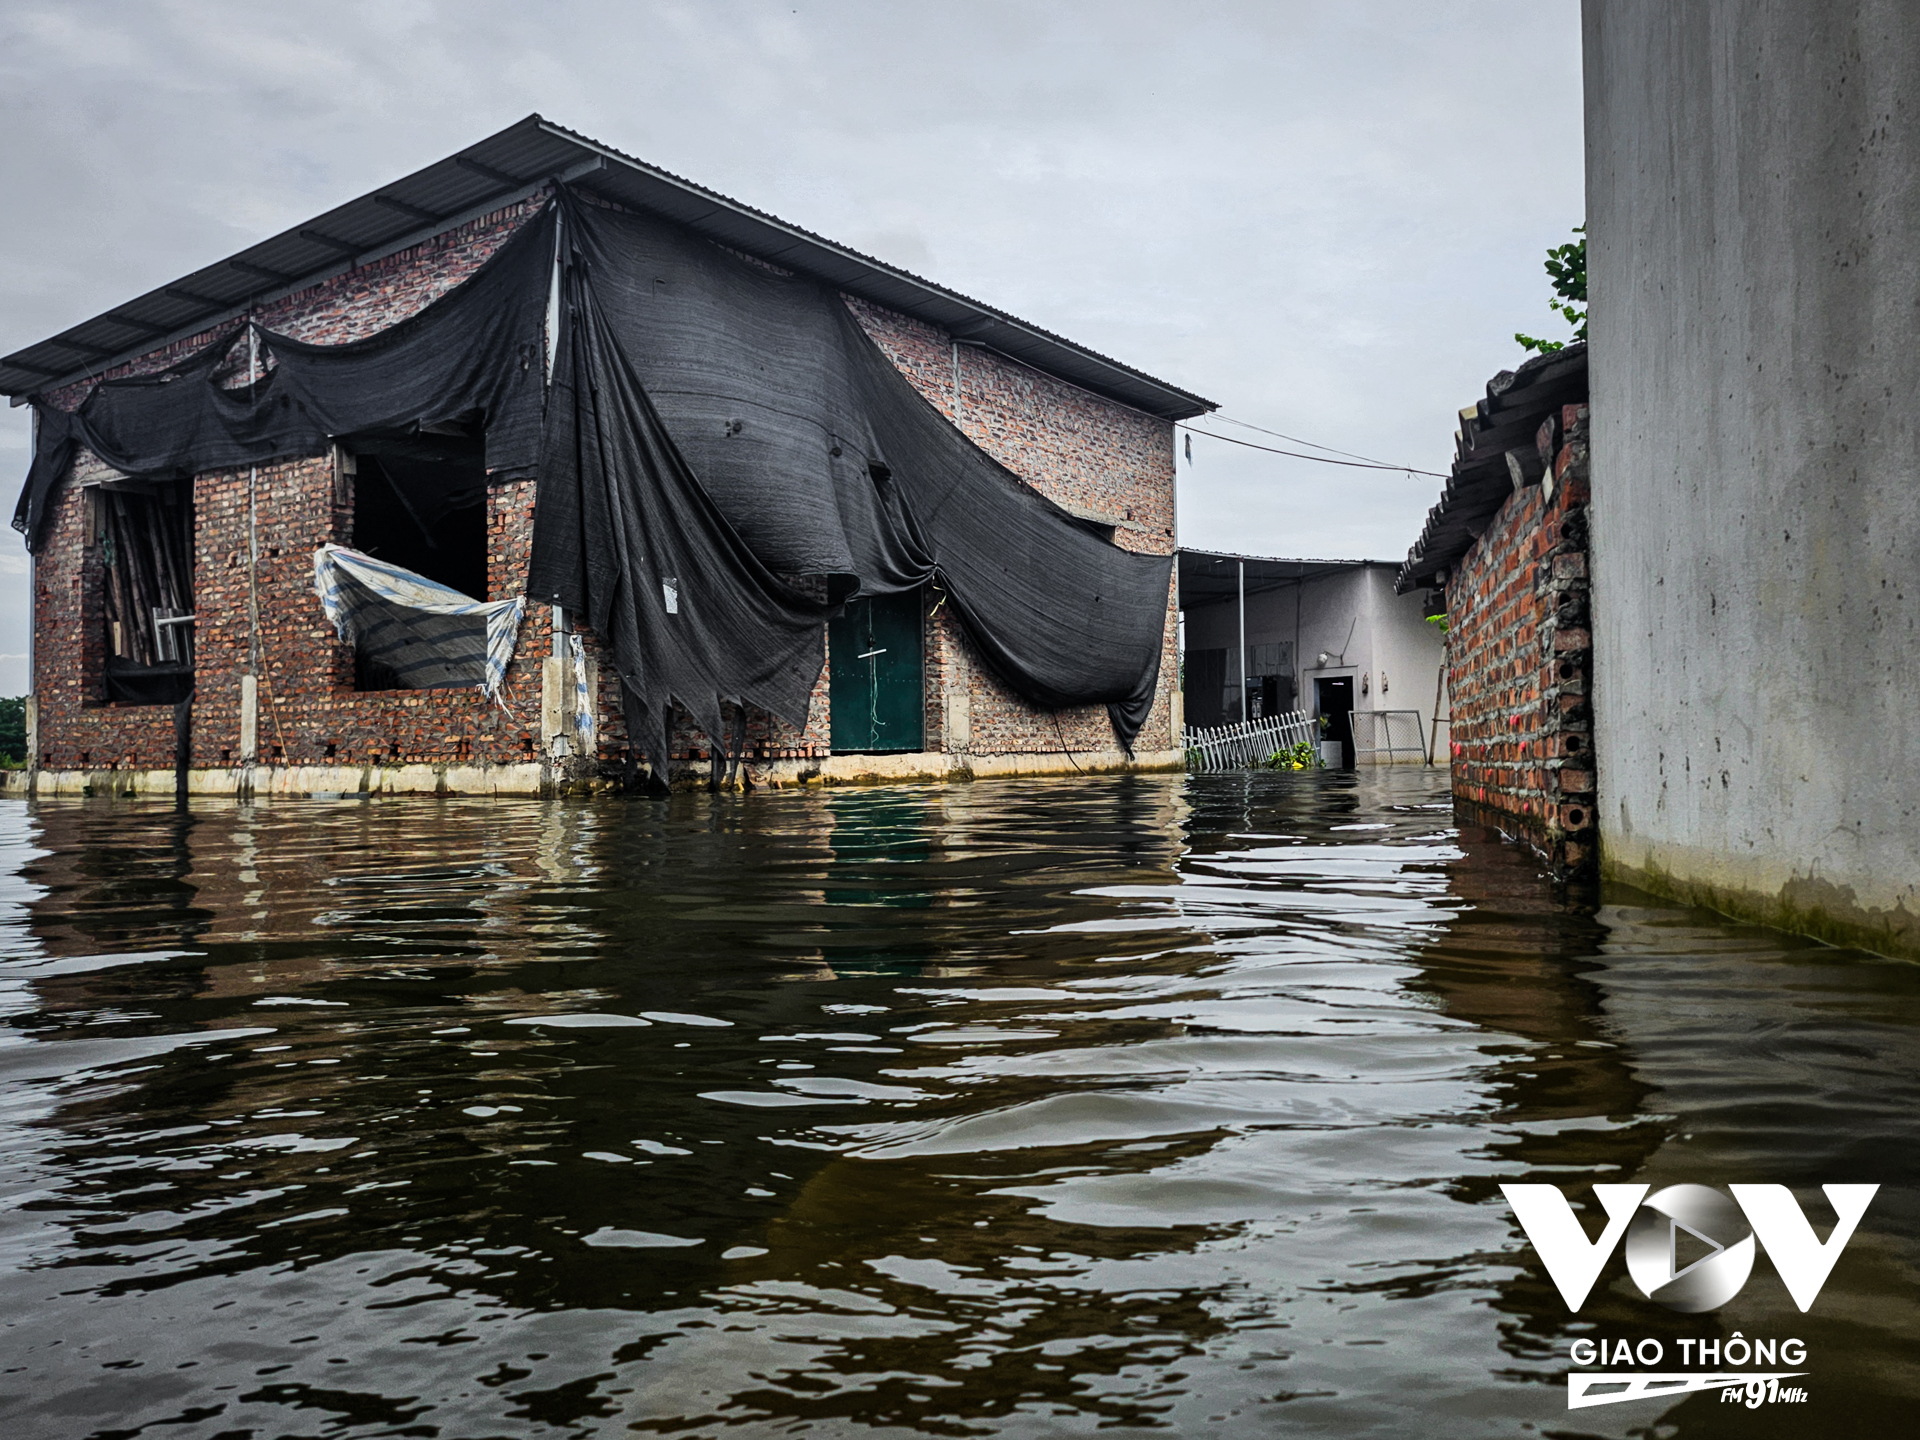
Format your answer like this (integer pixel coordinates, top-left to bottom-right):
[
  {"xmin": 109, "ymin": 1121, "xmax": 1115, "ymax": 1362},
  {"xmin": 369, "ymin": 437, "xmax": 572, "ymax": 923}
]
[
  {"xmin": 238, "ymin": 674, "xmax": 258, "ymax": 762},
  {"xmin": 943, "ymin": 641, "xmax": 972, "ymax": 753},
  {"xmin": 540, "ymin": 654, "xmax": 571, "ymax": 758}
]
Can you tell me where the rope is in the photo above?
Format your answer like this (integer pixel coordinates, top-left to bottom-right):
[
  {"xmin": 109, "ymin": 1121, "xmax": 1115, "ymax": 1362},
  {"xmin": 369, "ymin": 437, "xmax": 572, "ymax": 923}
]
[{"xmin": 1053, "ymin": 713, "xmax": 1087, "ymax": 773}]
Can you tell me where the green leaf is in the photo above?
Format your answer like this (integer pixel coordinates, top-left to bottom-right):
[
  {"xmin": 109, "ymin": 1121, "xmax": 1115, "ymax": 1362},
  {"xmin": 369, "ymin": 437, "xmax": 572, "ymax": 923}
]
[{"xmin": 1519, "ymin": 224, "xmax": 1586, "ymax": 351}]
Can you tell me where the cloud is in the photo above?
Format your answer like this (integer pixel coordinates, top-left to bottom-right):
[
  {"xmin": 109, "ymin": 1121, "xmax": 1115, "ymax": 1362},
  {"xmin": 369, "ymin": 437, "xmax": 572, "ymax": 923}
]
[{"xmin": 0, "ymin": 0, "xmax": 1582, "ymax": 571}]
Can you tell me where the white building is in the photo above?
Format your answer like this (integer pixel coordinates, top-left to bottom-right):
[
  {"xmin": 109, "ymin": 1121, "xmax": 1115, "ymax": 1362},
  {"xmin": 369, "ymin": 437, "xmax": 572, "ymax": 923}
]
[{"xmin": 1179, "ymin": 551, "xmax": 1445, "ymax": 766}]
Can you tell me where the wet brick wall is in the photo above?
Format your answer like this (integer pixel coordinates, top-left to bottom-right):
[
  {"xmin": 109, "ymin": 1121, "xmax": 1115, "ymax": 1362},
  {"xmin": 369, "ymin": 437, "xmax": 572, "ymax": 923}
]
[
  {"xmin": 31, "ymin": 193, "xmax": 1178, "ymax": 783},
  {"xmin": 846, "ymin": 298, "xmax": 1178, "ymax": 759},
  {"xmin": 1445, "ymin": 405, "xmax": 1595, "ymax": 876},
  {"xmin": 30, "ymin": 455, "xmax": 554, "ymax": 775}
]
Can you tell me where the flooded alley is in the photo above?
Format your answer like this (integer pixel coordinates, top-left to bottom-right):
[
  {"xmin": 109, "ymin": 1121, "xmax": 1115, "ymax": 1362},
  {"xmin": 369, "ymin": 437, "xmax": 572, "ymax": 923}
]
[{"xmin": 0, "ymin": 772, "xmax": 1914, "ymax": 1437}]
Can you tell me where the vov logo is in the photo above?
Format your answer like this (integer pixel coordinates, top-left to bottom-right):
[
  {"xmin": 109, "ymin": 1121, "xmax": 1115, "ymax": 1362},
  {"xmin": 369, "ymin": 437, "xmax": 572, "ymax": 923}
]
[{"xmin": 1500, "ymin": 1183, "xmax": 1878, "ymax": 1312}]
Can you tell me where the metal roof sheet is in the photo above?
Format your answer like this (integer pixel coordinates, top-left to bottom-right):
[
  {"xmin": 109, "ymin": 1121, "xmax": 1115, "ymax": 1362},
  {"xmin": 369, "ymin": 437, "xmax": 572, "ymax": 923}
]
[
  {"xmin": 3, "ymin": 114, "xmax": 1214, "ymax": 420},
  {"xmin": 1179, "ymin": 548, "xmax": 1389, "ymax": 608},
  {"xmin": 1394, "ymin": 343, "xmax": 1588, "ymax": 594}
]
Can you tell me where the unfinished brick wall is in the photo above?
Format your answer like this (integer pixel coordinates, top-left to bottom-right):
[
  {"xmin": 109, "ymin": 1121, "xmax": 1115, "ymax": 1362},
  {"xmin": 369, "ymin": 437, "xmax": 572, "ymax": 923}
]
[
  {"xmin": 30, "ymin": 188, "xmax": 1179, "ymax": 787},
  {"xmin": 1445, "ymin": 404, "xmax": 1595, "ymax": 875},
  {"xmin": 24, "ymin": 454, "xmax": 550, "ymax": 775},
  {"xmin": 182, "ymin": 457, "xmax": 548, "ymax": 769}
]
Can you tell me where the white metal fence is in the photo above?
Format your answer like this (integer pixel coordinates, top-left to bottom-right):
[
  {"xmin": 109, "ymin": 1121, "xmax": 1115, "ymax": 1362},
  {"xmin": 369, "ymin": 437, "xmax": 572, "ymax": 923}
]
[
  {"xmin": 1350, "ymin": 709, "xmax": 1430, "ymax": 765},
  {"xmin": 1183, "ymin": 711, "xmax": 1320, "ymax": 773}
]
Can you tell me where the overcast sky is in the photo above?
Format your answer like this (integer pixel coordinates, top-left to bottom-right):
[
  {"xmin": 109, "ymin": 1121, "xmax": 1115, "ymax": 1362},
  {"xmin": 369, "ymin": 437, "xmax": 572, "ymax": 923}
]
[{"xmin": 0, "ymin": 0, "xmax": 1584, "ymax": 697}]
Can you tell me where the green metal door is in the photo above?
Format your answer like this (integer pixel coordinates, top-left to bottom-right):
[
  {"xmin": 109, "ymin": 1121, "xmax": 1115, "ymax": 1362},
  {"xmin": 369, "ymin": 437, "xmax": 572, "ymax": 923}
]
[{"xmin": 828, "ymin": 589, "xmax": 924, "ymax": 753}]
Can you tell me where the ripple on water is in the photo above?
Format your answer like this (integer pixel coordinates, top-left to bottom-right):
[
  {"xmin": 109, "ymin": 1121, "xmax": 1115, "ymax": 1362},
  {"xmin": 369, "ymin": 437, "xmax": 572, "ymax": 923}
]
[{"xmin": 0, "ymin": 772, "xmax": 1912, "ymax": 1437}]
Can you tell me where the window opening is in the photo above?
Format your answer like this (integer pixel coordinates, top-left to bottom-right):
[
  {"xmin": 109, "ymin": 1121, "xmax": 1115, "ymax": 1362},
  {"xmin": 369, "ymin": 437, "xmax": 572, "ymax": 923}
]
[
  {"xmin": 342, "ymin": 427, "xmax": 490, "ymax": 691},
  {"xmin": 97, "ymin": 479, "xmax": 194, "ymax": 706}
]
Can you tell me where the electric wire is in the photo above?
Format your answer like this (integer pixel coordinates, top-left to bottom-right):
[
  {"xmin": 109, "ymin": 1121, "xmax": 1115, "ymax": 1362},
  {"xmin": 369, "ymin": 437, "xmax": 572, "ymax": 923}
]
[
  {"xmin": 947, "ymin": 324, "xmax": 1442, "ymax": 478},
  {"xmin": 1178, "ymin": 423, "xmax": 1446, "ymax": 477},
  {"xmin": 1207, "ymin": 413, "xmax": 1418, "ymax": 470}
]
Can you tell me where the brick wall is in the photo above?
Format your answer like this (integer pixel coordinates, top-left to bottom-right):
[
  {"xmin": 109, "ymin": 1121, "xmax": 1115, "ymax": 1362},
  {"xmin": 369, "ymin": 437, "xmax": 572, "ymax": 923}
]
[
  {"xmin": 30, "ymin": 453, "xmax": 553, "ymax": 775},
  {"xmin": 30, "ymin": 192, "xmax": 1178, "ymax": 787},
  {"xmin": 1445, "ymin": 404, "xmax": 1595, "ymax": 875},
  {"xmin": 184, "ymin": 457, "xmax": 547, "ymax": 769},
  {"xmin": 847, "ymin": 298, "xmax": 1178, "ymax": 758}
]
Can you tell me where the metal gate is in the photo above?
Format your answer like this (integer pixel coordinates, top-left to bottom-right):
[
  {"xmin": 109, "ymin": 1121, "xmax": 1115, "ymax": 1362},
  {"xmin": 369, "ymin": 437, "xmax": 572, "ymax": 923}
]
[{"xmin": 1349, "ymin": 709, "xmax": 1430, "ymax": 765}]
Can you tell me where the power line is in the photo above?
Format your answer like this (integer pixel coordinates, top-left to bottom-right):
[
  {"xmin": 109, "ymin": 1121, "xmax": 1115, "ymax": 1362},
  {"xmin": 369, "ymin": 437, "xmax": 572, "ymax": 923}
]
[
  {"xmin": 938, "ymin": 323, "xmax": 1442, "ymax": 476},
  {"xmin": 1178, "ymin": 424, "xmax": 1446, "ymax": 477},
  {"xmin": 1208, "ymin": 412, "xmax": 1413, "ymax": 470}
]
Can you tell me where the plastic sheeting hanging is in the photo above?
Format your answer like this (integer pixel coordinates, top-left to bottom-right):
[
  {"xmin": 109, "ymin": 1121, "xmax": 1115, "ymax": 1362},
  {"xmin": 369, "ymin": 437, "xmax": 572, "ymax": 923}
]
[
  {"xmin": 527, "ymin": 189, "xmax": 1171, "ymax": 763},
  {"xmin": 313, "ymin": 544, "xmax": 525, "ymax": 697}
]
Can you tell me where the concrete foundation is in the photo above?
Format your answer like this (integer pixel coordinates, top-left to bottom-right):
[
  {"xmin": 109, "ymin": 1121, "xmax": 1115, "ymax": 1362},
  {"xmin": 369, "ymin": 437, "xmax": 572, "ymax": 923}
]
[
  {"xmin": 8, "ymin": 749, "xmax": 1184, "ymax": 801},
  {"xmin": 1584, "ymin": 1, "xmax": 1920, "ymax": 957}
]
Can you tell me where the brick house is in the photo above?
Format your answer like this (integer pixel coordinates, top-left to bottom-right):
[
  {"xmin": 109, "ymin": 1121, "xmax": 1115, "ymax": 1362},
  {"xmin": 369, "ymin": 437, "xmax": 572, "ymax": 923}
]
[
  {"xmin": 2, "ymin": 116, "xmax": 1210, "ymax": 799},
  {"xmin": 1397, "ymin": 344, "xmax": 1592, "ymax": 876}
]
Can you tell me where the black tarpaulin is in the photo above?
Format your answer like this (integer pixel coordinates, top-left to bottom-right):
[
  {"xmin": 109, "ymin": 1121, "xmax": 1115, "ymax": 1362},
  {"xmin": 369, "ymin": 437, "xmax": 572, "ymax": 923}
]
[
  {"xmin": 15, "ymin": 188, "xmax": 1171, "ymax": 761},
  {"xmin": 12, "ymin": 206, "xmax": 555, "ymax": 548},
  {"xmin": 528, "ymin": 231, "xmax": 833, "ymax": 774},
  {"xmin": 535, "ymin": 193, "xmax": 1170, "ymax": 747}
]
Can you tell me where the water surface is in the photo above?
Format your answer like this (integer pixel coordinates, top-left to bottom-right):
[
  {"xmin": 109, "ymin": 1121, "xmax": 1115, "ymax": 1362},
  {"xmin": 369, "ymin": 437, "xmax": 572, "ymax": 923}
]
[{"xmin": 0, "ymin": 771, "xmax": 1913, "ymax": 1437}]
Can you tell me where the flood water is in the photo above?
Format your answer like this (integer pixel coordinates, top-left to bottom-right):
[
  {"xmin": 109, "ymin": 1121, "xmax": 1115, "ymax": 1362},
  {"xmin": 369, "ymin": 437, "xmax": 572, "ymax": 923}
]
[{"xmin": 0, "ymin": 771, "xmax": 1914, "ymax": 1439}]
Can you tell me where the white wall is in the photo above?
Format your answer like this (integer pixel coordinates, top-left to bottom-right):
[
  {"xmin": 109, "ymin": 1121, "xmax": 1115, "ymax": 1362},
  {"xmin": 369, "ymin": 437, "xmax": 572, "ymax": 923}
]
[
  {"xmin": 1364, "ymin": 568, "xmax": 1448, "ymax": 735},
  {"xmin": 1181, "ymin": 562, "xmax": 1443, "ymax": 755}
]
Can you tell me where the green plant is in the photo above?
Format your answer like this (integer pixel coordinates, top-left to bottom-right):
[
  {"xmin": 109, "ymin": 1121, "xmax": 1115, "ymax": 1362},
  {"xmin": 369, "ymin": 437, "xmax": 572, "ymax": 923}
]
[
  {"xmin": 1265, "ymin": 739, "xmax": 1319, "ymax": 771},
  {"xmin": 1516, "ymin": 225, "xmax": 1586, "ymax": 355},
  {"xmin": 0, "ymin": 697, "xmax": 23, "ymax": 765},
  {"xmin": 1425, "ymin": 612, "xmax": 1448, "ymax": 634}
]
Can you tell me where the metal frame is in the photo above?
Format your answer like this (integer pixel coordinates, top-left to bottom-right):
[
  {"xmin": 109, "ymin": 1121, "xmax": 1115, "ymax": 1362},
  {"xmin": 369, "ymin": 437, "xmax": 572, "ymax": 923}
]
[{"xmin": 1349, "ymin": 708, "xmax": 1431, "ymax": 765}]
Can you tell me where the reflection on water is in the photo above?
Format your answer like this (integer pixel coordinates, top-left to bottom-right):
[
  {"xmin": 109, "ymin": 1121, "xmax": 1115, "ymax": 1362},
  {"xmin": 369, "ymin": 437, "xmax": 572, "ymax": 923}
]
[{"xmin": 0, "ymin": 772, "xmax": 1913, "ymax": 1438}]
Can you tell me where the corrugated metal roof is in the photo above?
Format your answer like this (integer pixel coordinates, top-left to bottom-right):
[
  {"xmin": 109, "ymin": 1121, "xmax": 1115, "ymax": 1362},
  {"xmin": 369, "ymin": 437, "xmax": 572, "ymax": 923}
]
[
  {"xmin": 1394, "ymin": 344, "xmax": 1588, "ymax": 594},
  {"xmin": 1179, "ymin": 548, "xmax": 1388, "ymax": 608},
  {"xmin": 2, "ymin": 114, "xmax": 1214, "ymax": 420}
]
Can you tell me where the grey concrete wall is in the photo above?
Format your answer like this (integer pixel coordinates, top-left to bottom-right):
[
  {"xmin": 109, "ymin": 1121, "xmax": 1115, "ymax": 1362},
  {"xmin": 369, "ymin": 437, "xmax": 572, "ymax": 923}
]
[{"xmin": 1584, "ymin": 1, "xmax": 1920, "ymax": 955}]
